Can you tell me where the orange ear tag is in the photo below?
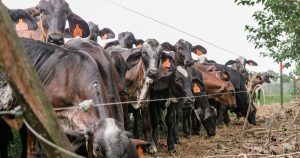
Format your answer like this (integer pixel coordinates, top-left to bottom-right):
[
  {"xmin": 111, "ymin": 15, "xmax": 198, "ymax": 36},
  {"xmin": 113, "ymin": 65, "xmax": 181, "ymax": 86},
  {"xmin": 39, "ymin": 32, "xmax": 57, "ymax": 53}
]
[
  {"xmin": 196, "ymin": 49, "xmax": 203, "ymax": 56},
  {"xmin": 16, "ymin": 19, "xmax": 28, "ymax": 31},
  {"xmin": 138, "ymin": 146, "xmax": 143, "ymax": 157},
  {"xmin": 193, "ymin": 83, "xmax": 201, "ymax": 93},
  {"xmin": 73, "ymin": 24, "xmax": 83, "ymax": 37},
  {"xmin": 162, "ymin": 58, "xmax": 171, "ymax": 68}
]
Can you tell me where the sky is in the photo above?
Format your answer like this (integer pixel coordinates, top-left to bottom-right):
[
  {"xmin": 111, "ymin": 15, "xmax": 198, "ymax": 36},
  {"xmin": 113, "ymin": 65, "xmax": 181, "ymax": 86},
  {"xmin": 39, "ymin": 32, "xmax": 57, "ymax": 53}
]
[{"xmin": 3, "ymin": 0, "xmax": 290, "ymax": 73}]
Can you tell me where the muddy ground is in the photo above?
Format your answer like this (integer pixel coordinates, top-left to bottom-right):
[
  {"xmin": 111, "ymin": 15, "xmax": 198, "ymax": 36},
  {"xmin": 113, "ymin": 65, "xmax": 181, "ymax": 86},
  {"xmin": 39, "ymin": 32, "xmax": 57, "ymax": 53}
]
[{"xmin": 143, "ymin": 100, "xmax": 300, "ymax": 158}]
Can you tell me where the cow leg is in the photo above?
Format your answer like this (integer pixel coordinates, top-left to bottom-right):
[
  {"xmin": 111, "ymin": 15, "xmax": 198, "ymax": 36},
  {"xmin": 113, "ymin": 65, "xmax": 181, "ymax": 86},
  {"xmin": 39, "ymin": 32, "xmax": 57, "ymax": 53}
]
[
  {"xmin": 166, "ymin": 104, "xmax": 176, "ymax": 153},
  {"xmin": 20, "ymin": 125, "xmax": 27, "ymax": 158},
  {"xmin": 149, "ymin": 103, "xmax": 159, "ymax": 146},
  {"xmin": 223, "ymin": 108, "xmax": 231, "ymax": 125},
  {"xmin": 0, "ymin": 119, "xmax": 13, "ymax": 158},
  {"xmin": 133, "ymin": 109, "xmax": 140, "ymax": 138},
  {"xmin": 192, "ymin": 109, "xmax": 201, "ymax": 135},
  {"xmin": 219, "ymin": 104, "xmax": 227, "ymax": 125},
  {"xmin": 182, "ymin": 108, "xmax": 191, "ymax": 138},
  {"xmin": 141, "ymin": 104, "xmax": 157, "ymax": 153},
  {"xmin": 122, "ymin": 103, "xmax": 129, "ymax": 130}
]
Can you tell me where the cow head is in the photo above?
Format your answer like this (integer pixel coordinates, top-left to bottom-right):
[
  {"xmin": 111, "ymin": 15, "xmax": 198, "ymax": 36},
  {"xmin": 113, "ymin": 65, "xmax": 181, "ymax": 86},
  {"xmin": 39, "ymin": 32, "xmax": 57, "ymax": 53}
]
[
  {"xmin": 162, "ymin": 40, "xmax": 194, "ymax": 67},
  {"xmin": 111, "ymin": 51, "xmax": 130, "ymax": 96},
  {"xmin": 25, "ymin": 0, "xmax": 90, "ymax": 45},
  {"xmin": 67, "ymin": 118, "xmax": 150, "ymax": 158},
  {"xmin": 170, "ymin": 66, "xmax": 195, "ymax": 108},
  {"xmin": 174, "ymin": 40, "xmax": 194, "ymax": 67},
  {"xmin": 118, "ymin": 32, "xmax": 137, "ymax": 49},
  {"xmin": 126, "ymin": 39, "xmax": 162, "ymax": 79},
  {"xmin": 86, "ymin": 22, "xmax": 115, "ymax": 43},
  {"xmin": 195, "ymin": 106, "xmax": 217, "ymax": 136},
  {"xmin": 225, "ymin": 56, "xmax": 257, "ymax": 74}
]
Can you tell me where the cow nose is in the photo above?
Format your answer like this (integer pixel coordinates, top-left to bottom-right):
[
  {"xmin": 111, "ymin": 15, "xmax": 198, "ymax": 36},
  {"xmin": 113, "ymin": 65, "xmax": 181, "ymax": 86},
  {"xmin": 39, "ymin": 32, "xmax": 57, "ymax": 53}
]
[
  {"xmin": 147, "ymin": 70, "xmax": 158, "ymax": 78},
  {"xmin": 47, "ymin": 33, "xmax": 64, "ymax": 45},
  {"xmin": 185, "ymin": 60, "xmax": 194, "ymax": 66}
]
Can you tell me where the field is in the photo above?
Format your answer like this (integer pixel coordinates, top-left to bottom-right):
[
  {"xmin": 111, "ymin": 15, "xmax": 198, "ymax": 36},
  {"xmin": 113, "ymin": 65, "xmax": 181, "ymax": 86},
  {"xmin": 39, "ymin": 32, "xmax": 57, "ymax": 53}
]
[
  {"xmin": 145, "ymin": 98, "xmax": 300, "ymax": 158},
  {"xmin": 7, "ymin": 97, "xmax": 300, "ymax": 158}
]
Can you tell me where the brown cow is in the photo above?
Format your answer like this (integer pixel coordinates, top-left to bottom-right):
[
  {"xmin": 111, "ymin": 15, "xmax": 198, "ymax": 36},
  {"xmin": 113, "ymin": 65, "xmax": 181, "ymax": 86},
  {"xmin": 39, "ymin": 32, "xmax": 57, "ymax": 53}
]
[
  {"xmin": 193, "ymin": 63, "xmax": 236, "ymax": 107},
  {"xmin": 106, "ymin": 39, "xmax": 163, "ymax": 153}
]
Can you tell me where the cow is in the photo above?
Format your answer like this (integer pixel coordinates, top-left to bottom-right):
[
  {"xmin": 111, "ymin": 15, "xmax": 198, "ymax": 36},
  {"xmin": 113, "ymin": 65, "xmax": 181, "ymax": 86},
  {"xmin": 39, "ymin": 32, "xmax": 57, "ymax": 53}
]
[
  {"xmin": 183, "ymin": 66, "xmax": 217, "ymax": 137},
  {"xmin": 248, "ymin": 72, "xmax": 274, "ymax": 103},
  {"xmin": 106, "ymin": 39, "xmax": 163, "ymax": 153},
  {"xmin": 8, "ymin": 38, "xmax": 149, "ymax": 157},
  {"xmin": 65, "ymin": 22, "xmax": 115, "ymax": 43},
  {"xmin": 206, "ymin": 64, "xmax": 257, "ymax": 125},
  {"xmin": 11, "ymin": 0, "xmax": 90, "ymax": 44},
  {"xmin": 64, "ymin": 38, "xmax": 125, "ymax": 124},
  {"xmin": 105, "ymin": 31, "xmax": 137, "ymax": 49},
  {"xmin": 149, "ymin": 51, "xmax": 196, "ymax": 153},
  {"xmin": 225, "ymin": 56, "xmax": 258, "ymax": 84}
]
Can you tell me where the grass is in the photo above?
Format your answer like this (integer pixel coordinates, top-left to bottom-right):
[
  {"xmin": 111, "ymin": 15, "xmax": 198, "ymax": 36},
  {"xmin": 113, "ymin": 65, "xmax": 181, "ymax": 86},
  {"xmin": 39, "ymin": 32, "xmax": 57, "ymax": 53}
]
[
  {"xmin": 8, "ymin": 128, "xmax": 22, "ymax": 158},
  {"xmin": 254, "ymin": 94, "xmax": 293, "ymax": 105}
]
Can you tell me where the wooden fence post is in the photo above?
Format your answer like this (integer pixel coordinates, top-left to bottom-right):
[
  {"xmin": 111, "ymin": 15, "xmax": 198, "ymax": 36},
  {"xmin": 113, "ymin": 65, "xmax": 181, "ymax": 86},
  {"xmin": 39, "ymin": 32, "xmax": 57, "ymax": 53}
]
[{"xmin": 0, "ymin": 3, "xmax": 73, "ymax": 158}]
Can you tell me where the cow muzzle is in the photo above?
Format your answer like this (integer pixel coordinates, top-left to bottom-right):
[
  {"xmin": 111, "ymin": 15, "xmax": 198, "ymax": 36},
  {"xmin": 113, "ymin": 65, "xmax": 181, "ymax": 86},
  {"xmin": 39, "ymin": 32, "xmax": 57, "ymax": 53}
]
[
  {"xmin": 47, "ymin": 33, "xmax": 64, "ymax": 45},
  {"xmin": 147, "ymin": 69, "xmax": 158, "ymax": 79}
]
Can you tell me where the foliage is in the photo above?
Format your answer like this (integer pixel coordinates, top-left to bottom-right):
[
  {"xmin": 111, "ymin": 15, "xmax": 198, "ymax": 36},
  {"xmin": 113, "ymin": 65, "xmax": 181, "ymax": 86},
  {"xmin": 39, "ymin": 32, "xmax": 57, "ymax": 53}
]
[{"xmin": 234, "ymin": 0, "xmax": 300, "ymax": 65}]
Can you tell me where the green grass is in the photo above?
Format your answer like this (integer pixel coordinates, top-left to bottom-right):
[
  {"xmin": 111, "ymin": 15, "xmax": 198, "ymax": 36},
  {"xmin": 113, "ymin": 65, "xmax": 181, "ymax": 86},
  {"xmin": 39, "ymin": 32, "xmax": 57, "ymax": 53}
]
[
  {"xmin": 8, "ymin": 128, "xmax": 22, "ymax": 158},
  {"xmin": 254, "ymin": 95, "xmax": 293, "ymax": 105}
]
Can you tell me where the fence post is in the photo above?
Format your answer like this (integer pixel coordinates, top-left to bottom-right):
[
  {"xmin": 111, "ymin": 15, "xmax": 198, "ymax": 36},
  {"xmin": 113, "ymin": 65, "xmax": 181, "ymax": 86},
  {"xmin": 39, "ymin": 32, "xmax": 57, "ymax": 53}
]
[
  {"xmin": 280, "ymin": 62, "xmax": 283, "ymax": 105},
  {"xmin": 0, "ymin": 3, "xmax": 73, "ymax": 157}
]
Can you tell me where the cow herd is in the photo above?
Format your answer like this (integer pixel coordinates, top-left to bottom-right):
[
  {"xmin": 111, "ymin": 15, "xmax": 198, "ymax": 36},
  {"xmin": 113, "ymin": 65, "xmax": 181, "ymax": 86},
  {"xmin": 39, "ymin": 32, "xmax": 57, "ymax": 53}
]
[{"xmin": 0, "ymin": 0, "xmax": 274, "ymax": 157}]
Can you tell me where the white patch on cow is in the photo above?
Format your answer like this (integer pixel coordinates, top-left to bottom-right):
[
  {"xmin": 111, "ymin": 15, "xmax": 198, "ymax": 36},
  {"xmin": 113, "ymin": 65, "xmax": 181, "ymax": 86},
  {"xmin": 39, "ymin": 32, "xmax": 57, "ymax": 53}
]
[
  {"xmin": 104, "ymin": 118, "xmax": 120, "ymax": 137},
  {"xmin": 177, "ymin": 66, "xmax": 188, "ymax": 77},
  {"xmin": 163, "ymin": 51, "xmax": 172, "ymax": 54}
]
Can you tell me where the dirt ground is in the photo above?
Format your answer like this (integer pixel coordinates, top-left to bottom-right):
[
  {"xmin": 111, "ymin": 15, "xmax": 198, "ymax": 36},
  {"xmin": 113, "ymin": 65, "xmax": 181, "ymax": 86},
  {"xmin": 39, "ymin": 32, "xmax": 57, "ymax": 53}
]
[{"xmin": 143, "ymin": 99, "xmax": 300, "ymax": 158}]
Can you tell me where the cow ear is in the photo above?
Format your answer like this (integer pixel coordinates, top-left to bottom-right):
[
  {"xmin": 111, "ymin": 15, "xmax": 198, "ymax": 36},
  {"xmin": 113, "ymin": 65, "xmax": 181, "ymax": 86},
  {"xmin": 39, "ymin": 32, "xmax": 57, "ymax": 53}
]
[
  {"xmin": 24, "ymin": 7, "xmax": 40, "ymax": 18},
  {"xmin": 64, "ymin": 28, "xmax": 73, "ymax": 38},
  {"xmin": 161, "ymin": 42, "xmax": 176, "ymax": 52},
  {"xmin": 221, "ymin": 71, "xmax": 230, "ymax": 81},
  {"xmin": 126, "ymin": 49, "xmax": 142, "ymax": 68},
  {"xmin": 192, "ymin": 45, "xmax": 207, "ymax": 55},
  {"xmin": 192, "ymin": 79, "xmax": 206, "ymax": 93},
  {"xmin": 246, "ymin": 60, "xmax": 258, "ymax": 66},
  {"xmin": 225, "ymin": 60, "xmax": 236, "ymax": 66},
  {"xmin": 204, "ymin": 107, "xmax": 214, "ymax": 120},
  {"xmin": 99, "ymin": 28, "xmax": 115, "ymax": 39},
  {"xmin": 67, "ymin": 12, "xmax": 90, "ymax": 38},
  {"xmin": 130, "ymin": 139, "xmax": 151, "ymax": 148},
  {"xmin": 104, "ymin": 40, "xmax": 119, "ymax": 49},
  {"xmin": 9, "ymin": 9, "xmax": 38, "ymax": 30},
  {"xmin": 206, "ymin": 64, "xmax": 216, "ymax": 72},
  {"xmin": 256, "ymin": 75, "xmax": 262, "ymax": 81},
  {"xmin": 158, "ymin": 51, "xmax": 176, "ymax": 78}
]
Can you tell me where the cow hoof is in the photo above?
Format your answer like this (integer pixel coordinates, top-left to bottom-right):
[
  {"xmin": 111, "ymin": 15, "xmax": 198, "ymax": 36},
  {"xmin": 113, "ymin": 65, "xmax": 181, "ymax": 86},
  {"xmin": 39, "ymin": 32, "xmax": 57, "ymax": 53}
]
[
  {"xmin": 174, "ymin": 138, "xmax": 180, "ymax": 144},
  {"xmin": 167, "ymin": 149, "xmax": 176, "ymax": 155},
  {"xmin": 148, "ymin": 145, "xmax": 157, "ymax": 154}
]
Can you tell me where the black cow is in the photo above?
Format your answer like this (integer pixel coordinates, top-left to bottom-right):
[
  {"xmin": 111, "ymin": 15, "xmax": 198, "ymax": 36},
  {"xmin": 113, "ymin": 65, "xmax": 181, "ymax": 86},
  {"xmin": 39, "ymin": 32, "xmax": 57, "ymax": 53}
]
[
  {"xmin": 149, "ymin": 51, "xmax": 196, "ymax": 153},
  {"xmin": 105, "ymin": 31, "xmax": 137, "ymax": 49},
  {"xmin": 225, "ymin": 56, "xmax": 258, "ymax": 84},
  {"xmin": 185, "ymin": 66, "xmax": 217, "ymax": 137}
]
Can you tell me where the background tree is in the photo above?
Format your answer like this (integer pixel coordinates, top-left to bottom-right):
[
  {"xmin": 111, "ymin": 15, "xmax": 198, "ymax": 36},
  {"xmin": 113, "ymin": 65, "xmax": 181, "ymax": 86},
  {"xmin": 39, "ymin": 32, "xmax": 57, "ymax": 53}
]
[{"xmin": 235, "ymin": 0, "xmax": 300, "ymax": 66}]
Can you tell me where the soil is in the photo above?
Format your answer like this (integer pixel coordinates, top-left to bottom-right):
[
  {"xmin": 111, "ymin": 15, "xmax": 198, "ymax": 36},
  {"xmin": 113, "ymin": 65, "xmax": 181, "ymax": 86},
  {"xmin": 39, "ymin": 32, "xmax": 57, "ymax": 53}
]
[{"xmin": 143, "ymin": 100, "xmax": 300, "ymax": 158}]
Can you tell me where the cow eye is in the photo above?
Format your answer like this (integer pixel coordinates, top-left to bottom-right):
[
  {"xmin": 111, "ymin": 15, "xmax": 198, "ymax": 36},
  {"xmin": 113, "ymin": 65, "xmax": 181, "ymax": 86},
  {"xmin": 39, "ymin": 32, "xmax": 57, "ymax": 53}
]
[{"xmin": 39, "ymin": 8, "xmax": 47, "ymax": 14}]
